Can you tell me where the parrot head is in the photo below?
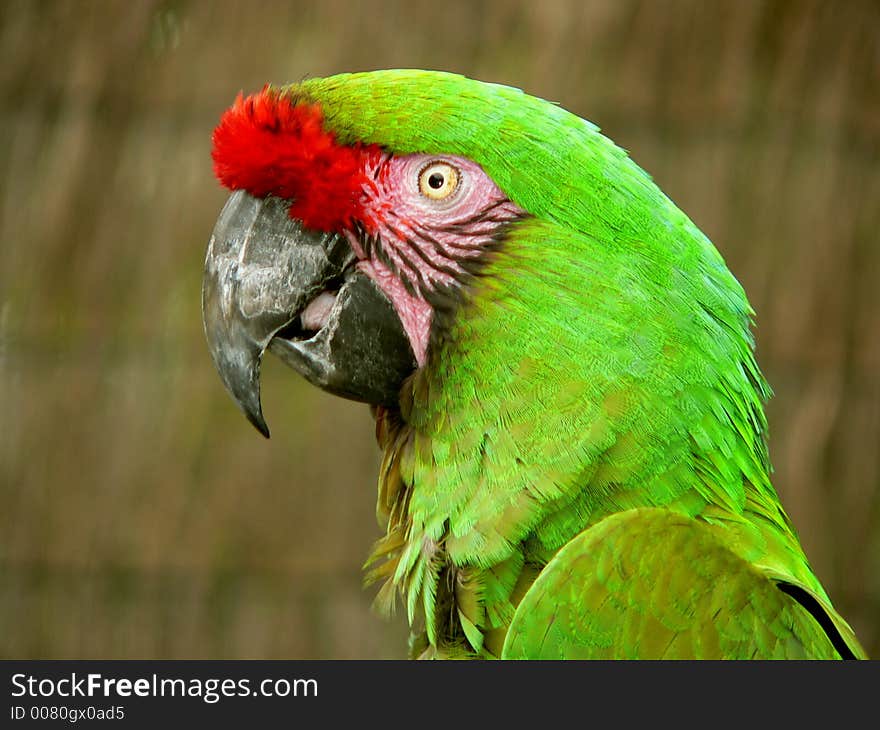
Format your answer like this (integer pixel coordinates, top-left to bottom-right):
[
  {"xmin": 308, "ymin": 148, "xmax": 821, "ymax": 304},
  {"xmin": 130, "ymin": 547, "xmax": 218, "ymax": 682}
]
[{"xmin": 203, "ymin": 71, "xmax": 558, "ymax": 434}]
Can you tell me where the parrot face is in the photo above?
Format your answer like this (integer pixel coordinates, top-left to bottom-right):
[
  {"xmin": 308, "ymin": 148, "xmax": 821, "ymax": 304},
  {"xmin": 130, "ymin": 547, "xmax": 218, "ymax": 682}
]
[
  {"xmin": 202, "ymin": 71, "xmax": 866, "ymax": 659},
  {"xmin": 204, "ymin": 86, "xmax": 524, "ymax": 432},
  {"xmin": 335, "ymin": 150, "xmax": 524, "ymax": 366}
]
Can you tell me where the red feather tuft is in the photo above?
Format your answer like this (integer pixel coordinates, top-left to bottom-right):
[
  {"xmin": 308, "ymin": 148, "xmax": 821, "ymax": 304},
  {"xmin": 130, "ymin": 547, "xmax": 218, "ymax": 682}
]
[{"xmin": 211, "ymin": 87, "xmax": 381, "ymax": 232}]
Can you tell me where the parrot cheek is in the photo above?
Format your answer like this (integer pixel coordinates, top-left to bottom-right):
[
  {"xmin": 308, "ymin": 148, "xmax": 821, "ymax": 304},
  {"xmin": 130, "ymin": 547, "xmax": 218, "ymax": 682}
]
[
  {"xmin": 353, "ymin": 256, "xmax": 434, "ymax": 368},
  {"xmin": 202, "ymin": 191, "xmax": 417, "ymax": 437}
]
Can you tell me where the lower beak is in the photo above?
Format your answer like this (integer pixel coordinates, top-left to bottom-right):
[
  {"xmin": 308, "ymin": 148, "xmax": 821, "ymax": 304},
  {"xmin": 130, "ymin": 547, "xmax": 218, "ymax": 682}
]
[{"xmin": 202, "ymin": 191, "xmax": 415, "ymax": 437}]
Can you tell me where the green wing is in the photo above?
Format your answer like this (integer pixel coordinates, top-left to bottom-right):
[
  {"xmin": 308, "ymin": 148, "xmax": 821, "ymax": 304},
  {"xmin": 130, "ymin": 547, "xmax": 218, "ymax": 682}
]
[{"xmin": 503, "ymin": 508, "xmax": 865, "ymax": 659}]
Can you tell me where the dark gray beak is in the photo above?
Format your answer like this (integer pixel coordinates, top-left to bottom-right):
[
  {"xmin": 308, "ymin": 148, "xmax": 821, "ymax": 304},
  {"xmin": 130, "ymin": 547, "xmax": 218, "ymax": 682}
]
[{"xmin": 202, "ymin": 191, "xmax": 416, "ymax": 437}]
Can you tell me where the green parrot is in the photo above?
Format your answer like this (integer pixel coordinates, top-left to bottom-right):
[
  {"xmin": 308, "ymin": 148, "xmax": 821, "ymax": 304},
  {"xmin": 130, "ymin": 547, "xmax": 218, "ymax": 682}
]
[{"xmin": 202, "ymin": 70, "xmax": 866, "ymax": 659}]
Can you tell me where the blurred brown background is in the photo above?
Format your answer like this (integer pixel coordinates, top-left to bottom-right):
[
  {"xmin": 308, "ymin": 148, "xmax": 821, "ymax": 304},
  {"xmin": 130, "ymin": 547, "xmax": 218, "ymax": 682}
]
[{"xmin": 0, "ymin": 0, "xmax": 877, "ymax": 659}]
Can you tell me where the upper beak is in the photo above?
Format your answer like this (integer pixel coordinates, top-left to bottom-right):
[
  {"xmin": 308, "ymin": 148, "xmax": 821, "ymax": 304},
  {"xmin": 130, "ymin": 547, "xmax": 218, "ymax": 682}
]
[{"xmin": 202, "ymin": 190, "xmax": 416, "ymax": 437}]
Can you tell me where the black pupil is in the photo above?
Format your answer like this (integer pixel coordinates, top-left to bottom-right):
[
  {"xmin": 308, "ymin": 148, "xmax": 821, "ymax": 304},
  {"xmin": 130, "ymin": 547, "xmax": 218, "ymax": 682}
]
[{"xmin": 428, "ymin": 172, "xmax": 445, "ymax": 189}]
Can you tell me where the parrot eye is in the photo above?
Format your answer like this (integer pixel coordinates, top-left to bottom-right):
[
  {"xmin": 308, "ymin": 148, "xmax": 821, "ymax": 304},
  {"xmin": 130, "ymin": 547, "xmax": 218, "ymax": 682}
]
[{"xmin": 418, "ymin": 161, "xmax": 460, "ymax": 201}]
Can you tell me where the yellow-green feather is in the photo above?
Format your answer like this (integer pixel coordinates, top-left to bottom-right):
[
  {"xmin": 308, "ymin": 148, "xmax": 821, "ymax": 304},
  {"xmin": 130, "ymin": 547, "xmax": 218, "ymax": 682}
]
[{"xmin": 503, "ymin": 509, "xmax": 859, "ymax": 659}]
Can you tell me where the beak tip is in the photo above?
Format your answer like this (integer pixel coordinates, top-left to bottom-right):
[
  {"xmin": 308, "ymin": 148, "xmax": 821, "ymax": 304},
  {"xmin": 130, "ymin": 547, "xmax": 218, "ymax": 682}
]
[
  {"xmin": 224, "ymin": 364, "xmax": 272, "ymax": 439},
  {"xmin": 249, "ymin": 412, "xmax": 271, "ymax": 439}
]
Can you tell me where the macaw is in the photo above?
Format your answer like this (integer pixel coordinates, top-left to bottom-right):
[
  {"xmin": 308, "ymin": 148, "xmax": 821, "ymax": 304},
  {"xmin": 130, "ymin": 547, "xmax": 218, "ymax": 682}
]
[{"xmin": 202, "ymin": 70, "xmax": 865, "ymax": 659}]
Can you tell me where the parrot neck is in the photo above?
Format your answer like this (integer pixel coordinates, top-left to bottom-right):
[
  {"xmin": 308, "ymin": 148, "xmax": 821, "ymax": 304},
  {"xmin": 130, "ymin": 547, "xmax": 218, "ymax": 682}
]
[{"xmin": 370, "ymin": 216, "xmax": 812, "ymax": 657}]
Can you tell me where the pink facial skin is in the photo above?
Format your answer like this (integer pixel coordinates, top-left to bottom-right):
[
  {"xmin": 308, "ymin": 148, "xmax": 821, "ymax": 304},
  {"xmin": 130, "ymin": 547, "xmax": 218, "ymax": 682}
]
[{"xmin": 344, "ymin": 153, "xmax": 524, "ymax": 366}]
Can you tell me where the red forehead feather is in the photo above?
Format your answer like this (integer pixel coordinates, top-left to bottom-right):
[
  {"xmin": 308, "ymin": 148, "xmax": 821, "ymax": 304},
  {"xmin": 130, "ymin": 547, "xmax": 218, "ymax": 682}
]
[{"xmin": 211, "ymin": 87, "xmax": 381, "ymax": 232}]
